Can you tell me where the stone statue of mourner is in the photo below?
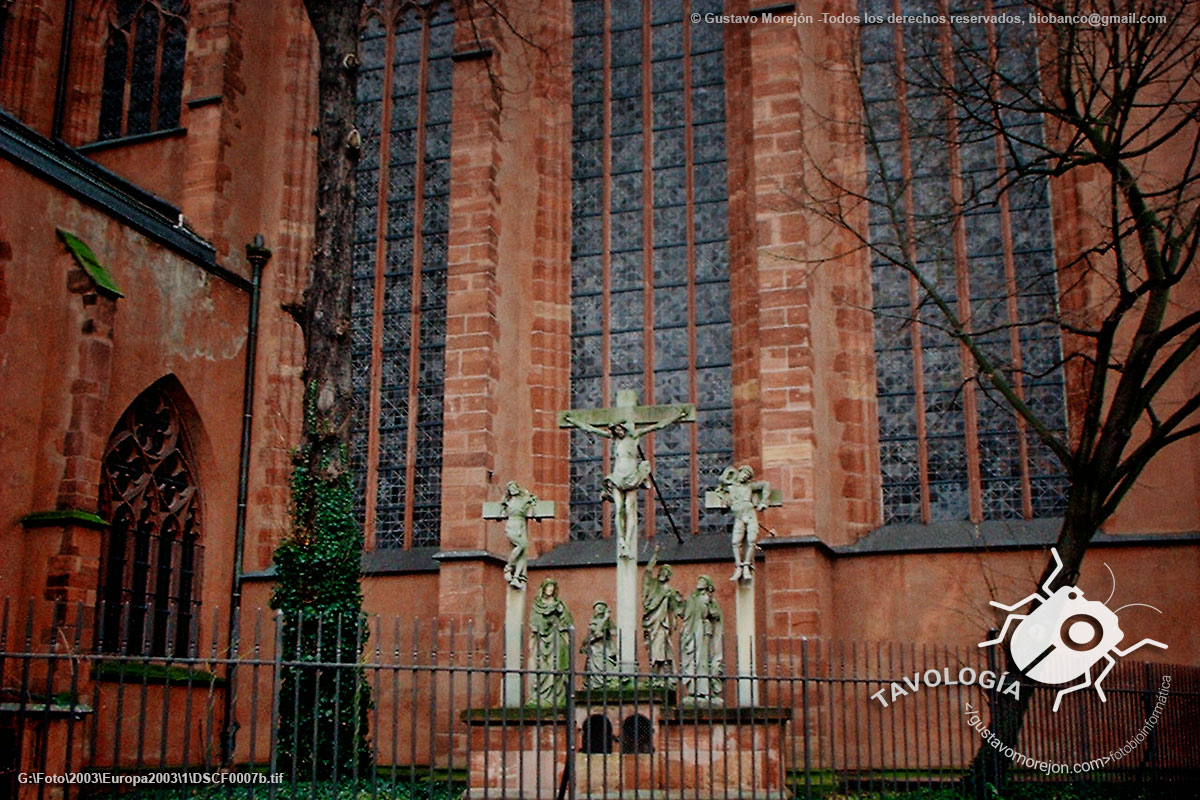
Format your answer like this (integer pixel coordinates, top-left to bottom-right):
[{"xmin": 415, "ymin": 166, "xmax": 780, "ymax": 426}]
[{"xmin": 560, "ymin": 407, "xmax": 688, "ymax": 559}]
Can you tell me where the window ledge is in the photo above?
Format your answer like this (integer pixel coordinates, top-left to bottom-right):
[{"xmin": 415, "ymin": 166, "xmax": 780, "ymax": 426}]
[
  {"xmin": 76, "ymin": 127, "xmax": 187, "ymax": 154},
  {"xmin": 92, "ymin": 659, "xmax": 226, "ymax": 687}
]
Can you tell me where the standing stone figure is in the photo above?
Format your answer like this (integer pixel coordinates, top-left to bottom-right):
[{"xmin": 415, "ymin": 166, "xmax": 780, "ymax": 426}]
[
  {"xmin": 581, "ymin": 601, "xmax": 620, "ymax": 689},
  {"xmin": 560, "ymin": 407, "xmax": 689, "ymax": 559},
  {"xmin": 641, "ymin": 553, "xmax": 683, "ymax": 678},
  {"xmin": 499, "ymin": 481, "xmax": 538, "ymax": 588},
  {"xmin": 681, "ymin": 575, "xmax": 724, "ymax": 704},
  {"xmin": 718, "ymin": 465, "xmax": 772, "ymax": 582},
  {"xmin": 528, "ymin": 578, "xmax": 573, "ymax": 706}
]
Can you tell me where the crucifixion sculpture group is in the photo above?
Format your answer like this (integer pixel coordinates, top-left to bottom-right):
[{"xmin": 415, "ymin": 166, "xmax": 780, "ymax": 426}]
[{"xmin": 485, "ymin": 389, "xmax": 779, "ymax": 707}]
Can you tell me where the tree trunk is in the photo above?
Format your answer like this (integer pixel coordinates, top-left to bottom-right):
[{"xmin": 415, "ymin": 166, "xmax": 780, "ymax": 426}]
[
  {"xmin": 966, "ymin": 483, "xmax": 1101, "ymax": 794},
  {"xmin": 268, "ymin": 0, "xmax": 369, "ymax": 778},
  {"xmin": 296, "ymin": 0, "xmax": 360, "ymax": 495}
]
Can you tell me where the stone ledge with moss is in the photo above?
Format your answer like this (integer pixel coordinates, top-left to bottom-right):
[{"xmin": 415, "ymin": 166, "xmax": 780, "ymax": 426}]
[
  {"xmin": 574, "ymin": 684, "xmax": 677, "ymax": 706},
  {"xmin": 20, "ymin": 508, "xmax": 109, "ymax": 529},
  {"xmin": 92, "ymin": 660, "xmax": 226, "ymax": 687},
  {"xmin": 460, "ymin": 706, "xmax": 569, "ymax": 725},
  {"xmin": 657, "ymin": 705, "xmax": 792, "ymax": 725}
]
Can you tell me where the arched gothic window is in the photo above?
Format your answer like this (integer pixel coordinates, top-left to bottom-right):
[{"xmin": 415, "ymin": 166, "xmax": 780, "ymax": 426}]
[
  {"xmin": 97, "ymin": 0, "xmax": 188, "ymax": 141},
  {"xmin": 98, "ymin": 385, "xmax": 201, "ymax": 656}
]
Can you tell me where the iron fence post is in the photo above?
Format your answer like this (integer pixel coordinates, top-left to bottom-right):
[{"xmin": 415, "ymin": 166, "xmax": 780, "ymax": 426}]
[
  {"xmin": 268, "ymin": 609, "xmax": 283, "ymax": 800},
  {"xmin": 563, "ymin": 625, "xmax": 576, "ymax": 800}
]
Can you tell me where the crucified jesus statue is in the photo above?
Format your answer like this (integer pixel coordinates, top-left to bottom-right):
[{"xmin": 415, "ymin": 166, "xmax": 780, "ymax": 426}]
[{"xmin": 560, "ymin": 405, "xmax": 689, "ymax": 560}]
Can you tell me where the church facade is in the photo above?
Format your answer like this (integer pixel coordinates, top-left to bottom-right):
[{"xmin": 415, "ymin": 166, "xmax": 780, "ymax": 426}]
[{"xmin": 1, "ymin": 0, "xmax": 1197, "ymax": 680}]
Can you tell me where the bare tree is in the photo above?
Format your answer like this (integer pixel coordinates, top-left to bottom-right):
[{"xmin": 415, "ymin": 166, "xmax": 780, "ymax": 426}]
[
  {"xmin": 800, "ymin": 0, "xmax": 1199, "ymax": 788},
  {"xmin": 272, "ymin": 0, "xmax": 544, "ymax": 773},
  {"xmin": 268, "ymin": 0, "xmax": 369, "ymax": 777}
]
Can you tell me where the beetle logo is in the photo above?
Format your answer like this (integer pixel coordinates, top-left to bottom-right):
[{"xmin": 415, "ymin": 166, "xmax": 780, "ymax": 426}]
[{"xmin": 979, "ymin": 548, "xmax": 1167, "ymax": 712}]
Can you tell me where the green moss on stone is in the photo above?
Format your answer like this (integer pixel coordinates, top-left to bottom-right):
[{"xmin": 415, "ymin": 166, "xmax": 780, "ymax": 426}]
[
  {"xmin": 21, "ymin": 509, "xmax": 109, "ymax": 529},
  {"xmin": 57, "ymin": 229, "xmax": 124, "ymax": 298}
]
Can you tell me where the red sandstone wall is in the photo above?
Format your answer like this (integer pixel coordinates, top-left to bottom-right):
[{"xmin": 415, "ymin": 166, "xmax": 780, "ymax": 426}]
[
  {"xmin": 0, "ymin": 0, "xmax": 1195, "ymax": 684},
  {"xmin": 831, "ymin": 546, "xmax": 1195, "ymax": 663},
  {"xmin": 0, "ymin": 165, "xmax": 248, "ymax": 636},
  {"xmin": 0, "ymin": 0, "xmax": 318, "ymax": 636}
]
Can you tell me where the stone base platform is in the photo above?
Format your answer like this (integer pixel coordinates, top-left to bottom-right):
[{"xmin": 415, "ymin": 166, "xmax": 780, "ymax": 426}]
[{"xmin": 461, "ymin": 704, "xmax": 791, "ymax": 800}]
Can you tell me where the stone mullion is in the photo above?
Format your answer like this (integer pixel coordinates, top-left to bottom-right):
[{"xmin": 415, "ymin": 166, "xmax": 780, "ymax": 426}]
[
  {"xmin": 437, "ymin": 24, "xmax": 502, "ymax": 562},
  {"xmin": 747, "ymin": 18, "xmax": 815, "ymax": 539},
  {"xmin": 599, "ymin": 0, "xmax": 613, "ymax": 541},
  {"xmin": 937, "ymin": 8, "xmax": 984, "ymax": 523},
  {"xmin": 528, "ymin": 2, "xmax": 573, "ymax": 552},
  {"xmin": 119, "ymin": 12, "xmax": 138, "ymax": 135},
  {"xmin": 401, "ymin": 16, "xmax": 432, "ymax": 550},
  {"xmin": 985, "ymin": 10, "xmax": 1034, "ymax": 520},
  {"xmin": 889, "ymin": 7, "xmax": 932, "ymax": 525},
  {"xmin": 638, "ymin": 0, "xmax": 655, "ymax": 539},
  {"xmin": 682, "ymin": 0, "xmax": 699, "ymax": 536}
]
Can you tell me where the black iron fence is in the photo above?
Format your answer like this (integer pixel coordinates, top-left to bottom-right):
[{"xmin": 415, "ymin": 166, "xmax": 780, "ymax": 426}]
[{"xmin": 1, "ymin": 600, "xmax": 1198, "ymax": 800}]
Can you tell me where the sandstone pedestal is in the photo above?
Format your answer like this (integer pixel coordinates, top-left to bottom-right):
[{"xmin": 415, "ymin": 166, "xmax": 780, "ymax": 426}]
[
  {"xmin": 735, "ymin": 580, "xmax": 758, "ymax": 707},
  {"xmin": 504, "ymin": 584, "xmax": 525, "ymax": 706},
  {"xmin": 462, "ymin": 701, "xmax": 790, "ymax": 799}
]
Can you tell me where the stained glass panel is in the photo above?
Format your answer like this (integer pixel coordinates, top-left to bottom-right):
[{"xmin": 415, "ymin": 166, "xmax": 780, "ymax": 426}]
[
  {"xmin": 570, "ymin": 0, "xmax": 733, "ymax": 541},
  {"xmin": 864, "ymin": 1, "xmax": 1069, "ymax": 523},
  {"xmin": 351, "ymin": 2, "xmax": 453, "ymax": 548},
  {"xmin": 97, "ymin": 0, "xmax": 188, "ymax": 141}
]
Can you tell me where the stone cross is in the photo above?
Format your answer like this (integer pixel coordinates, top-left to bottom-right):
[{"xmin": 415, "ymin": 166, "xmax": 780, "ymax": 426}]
[
  {"xmin": 483, "ymin": 484, "xmax": 556, "ymax": 706},
  {"xmin": 705, "ymin": 465, "xmax": 781, "ymax": 706},
  {"xmin": 559, "ymin": 389, "xmax": 695, "ymax": 671}
]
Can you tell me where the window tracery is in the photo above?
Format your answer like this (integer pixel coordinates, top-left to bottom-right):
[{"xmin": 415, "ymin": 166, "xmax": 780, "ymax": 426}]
[{"xmin": 98, "ymin": 386, "xmax": 201, "ymax": 656}]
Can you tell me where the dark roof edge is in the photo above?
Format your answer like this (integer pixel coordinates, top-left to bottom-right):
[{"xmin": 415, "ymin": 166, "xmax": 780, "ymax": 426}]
[
  {"xmin": 833, "ymin": 518, "xmax": 1200, "ymax": 556},
  {"xmin": 0, "ymin": 110, "xmax": 248, "ymax": 291}
]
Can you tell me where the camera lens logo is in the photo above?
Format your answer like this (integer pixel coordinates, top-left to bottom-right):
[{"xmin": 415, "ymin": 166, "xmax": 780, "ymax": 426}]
[{"xmin": 979, "ymin": 548, "xmax": 1167, "ymax": 712}]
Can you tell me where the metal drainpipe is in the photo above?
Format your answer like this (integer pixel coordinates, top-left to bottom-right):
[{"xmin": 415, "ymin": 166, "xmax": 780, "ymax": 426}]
[
  {"xmin": 51, "ymin": 0, "xmax": 76, "ymax": 140},
  {"xmin": 222, "ymin": 235, "xmax": 270, "ymax": 764}
]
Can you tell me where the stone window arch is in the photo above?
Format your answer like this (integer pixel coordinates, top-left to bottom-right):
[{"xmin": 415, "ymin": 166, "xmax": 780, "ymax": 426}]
[
  {"xmin": 97, "ymin": 0, "xmax": 189, "ymax": 140},
  {"xmin": 98, "ymin": 383, "xmax": 201, "ymax": 656},
  {"xmin": 619, "ymin": 713, "xmax": 653, "ymax": 754},
  {"xmin": 581, "ymin": 714, "xmax": 614, "ymax": 755}
]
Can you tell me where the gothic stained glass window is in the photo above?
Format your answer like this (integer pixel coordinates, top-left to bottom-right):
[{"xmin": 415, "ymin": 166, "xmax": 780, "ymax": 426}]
[
  {"xmin": 97, "ymin": 0, "xmax": 188, "ymax": 141},
  {"xmin": 98, "ymin": 386, "xmax": 201, "ymax": 657},
  {"xmin": 351, "ymin": 2, "xmax": 452, "ymax": 549},
  {"xmin": 0, "ymin": 3, "xmax": 12, "ymax": 75},
  {"xmin": 571, "ymin": 0, "xmax": 733, "ymax": 542},
  {"xmin": 861, "ymin": 0, "xmax": 1069, "ymax": 524}
]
